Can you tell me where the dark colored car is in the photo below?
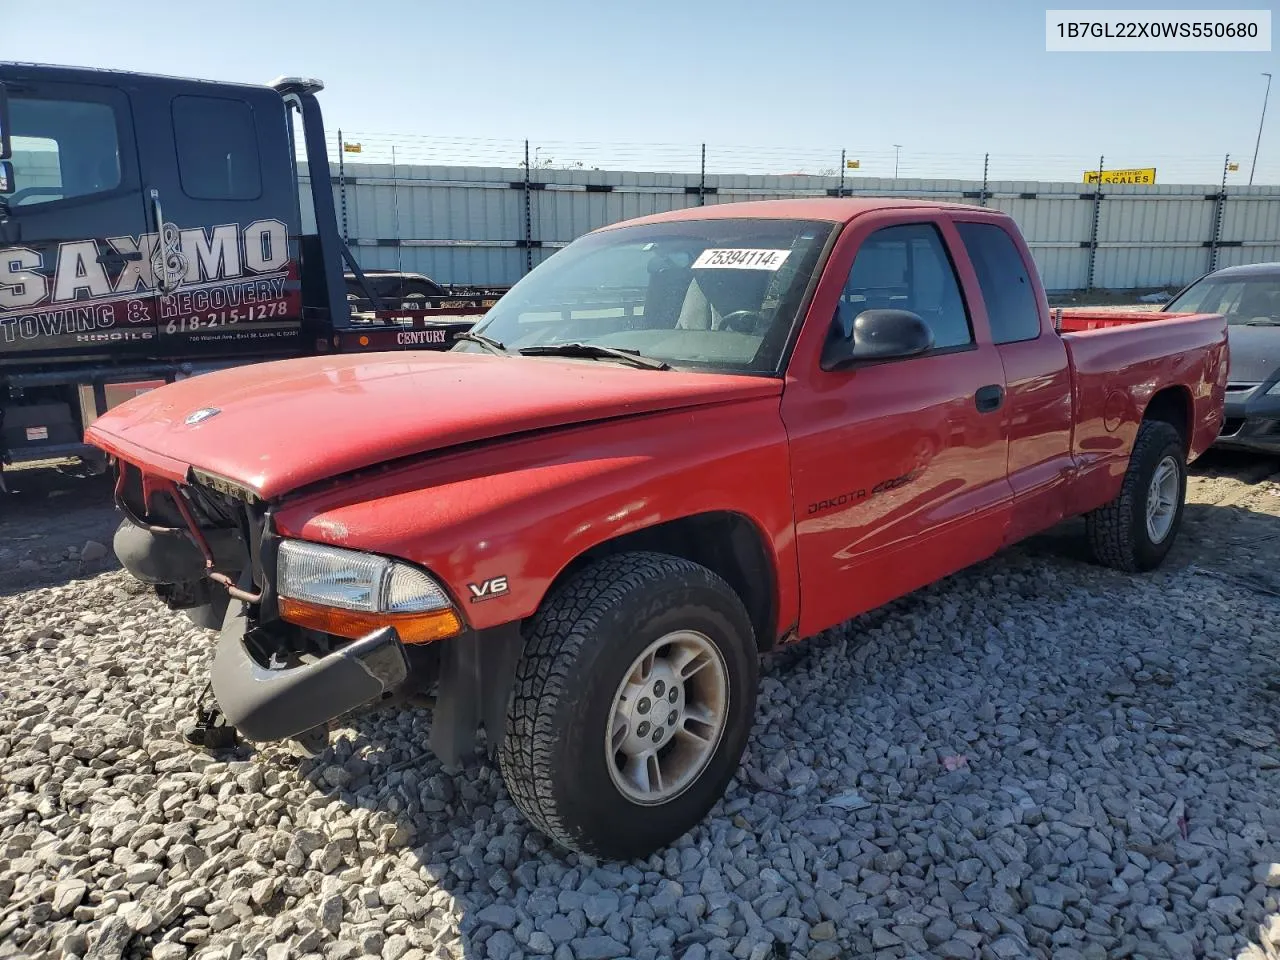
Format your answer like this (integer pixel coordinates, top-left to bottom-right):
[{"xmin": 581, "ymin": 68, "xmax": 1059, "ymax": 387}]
[{"xmin": 1164, "ymin": 263, "xmax": 1280, "ymax": 454}]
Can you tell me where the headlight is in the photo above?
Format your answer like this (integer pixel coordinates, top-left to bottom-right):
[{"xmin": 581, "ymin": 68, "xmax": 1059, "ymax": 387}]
[{"xmin": 276, "ymin": 540, "xmax": 462, "ymax": 644}]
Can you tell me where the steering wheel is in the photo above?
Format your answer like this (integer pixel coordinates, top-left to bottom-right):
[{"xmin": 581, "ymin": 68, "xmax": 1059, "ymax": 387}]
[{"xmin": 718, "ymin": 310, "xmax": 766, "ymax": 334}]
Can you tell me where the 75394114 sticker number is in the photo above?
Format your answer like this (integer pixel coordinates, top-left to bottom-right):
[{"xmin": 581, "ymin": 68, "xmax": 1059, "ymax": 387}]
[
  {"xmin": 164, "ymin": 301, "xmax": 288, "ymax": 334},
  {"xmin": 692, "ymin": 248, "xmax": 792, "ymax": 271}
]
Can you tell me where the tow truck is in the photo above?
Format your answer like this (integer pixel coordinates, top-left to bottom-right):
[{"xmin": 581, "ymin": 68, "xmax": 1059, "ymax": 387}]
[{"xmin": 0, "ymin": 63, "xmax": 492, "ymax": 483}]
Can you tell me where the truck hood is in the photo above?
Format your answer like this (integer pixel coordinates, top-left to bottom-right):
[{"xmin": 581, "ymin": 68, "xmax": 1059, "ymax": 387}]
[{"xmin": 86, "ymin": 351, "xmax": 780, "ymax": 500}]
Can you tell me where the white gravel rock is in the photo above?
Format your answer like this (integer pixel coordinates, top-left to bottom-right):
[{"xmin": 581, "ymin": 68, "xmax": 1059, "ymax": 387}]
[
  {"xmin": 2, "ymin": 471, "xmax": 1280, "ymax": 959},
  {"xmin": 52, "ymin": 877, "xmax": 89, "ymax": 915}
]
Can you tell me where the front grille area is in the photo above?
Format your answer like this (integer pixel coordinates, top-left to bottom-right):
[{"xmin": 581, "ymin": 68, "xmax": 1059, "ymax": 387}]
[
  {"xmin": 190, "ymin": 467, "xmax": 262, "ymax": 506},
  {"xmin": 115, "ymin": 460, "xmax": 252, "ymax": 547},
  {"xmin": 185, "ymin": 481, "xmax": 251, "ymax": 528},
  {"xmin": 115, "ymin": 461, "xmax": 184, "ymax": 527}
]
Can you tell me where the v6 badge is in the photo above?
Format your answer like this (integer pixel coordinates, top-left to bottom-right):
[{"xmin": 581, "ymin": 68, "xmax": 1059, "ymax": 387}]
[{"xmin": 467, "ymin": 576, "xmax": 509, "ymax": 603}]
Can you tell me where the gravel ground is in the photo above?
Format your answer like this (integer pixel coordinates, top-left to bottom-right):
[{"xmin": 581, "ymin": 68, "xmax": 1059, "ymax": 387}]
[{"xmin": 2, "ymin": 452, "xmax": 1280, "ymax": 960}]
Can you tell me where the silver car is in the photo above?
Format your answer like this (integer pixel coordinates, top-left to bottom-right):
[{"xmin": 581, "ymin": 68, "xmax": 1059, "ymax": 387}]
[{"xmin": 1164, "ymin": 262, "xmax": 1280, "ymax": 454}]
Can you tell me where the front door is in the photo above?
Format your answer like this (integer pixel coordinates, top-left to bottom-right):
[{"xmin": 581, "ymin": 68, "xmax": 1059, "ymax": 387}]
[
  {"xmin": 0, "ymin": 75, "xmax": 157, "ymax": 360},
  {"xmin": 783, "ymin": 217, "xmax": 1013, "ymax": 637}
]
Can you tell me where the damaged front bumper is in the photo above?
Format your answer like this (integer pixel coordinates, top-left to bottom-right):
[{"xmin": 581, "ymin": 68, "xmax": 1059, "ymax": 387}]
[
  {"xmin": 108, "ymin": 459, "xmax": 525, "ymax": 769},
  {"xmin": 209, "ymin": 593, "xmax": 523, "ymax": 769},
  {"xmin": 211, "ymin": 599, "xmax": 411, "ymax": 742}
]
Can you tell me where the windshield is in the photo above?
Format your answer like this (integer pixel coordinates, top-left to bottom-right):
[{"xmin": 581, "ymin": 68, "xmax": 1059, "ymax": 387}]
[
  {"xmin": 1166, "ymin": 274, "xmax": 1280, "ymax": 326},
  {"xmin": 460, "ymin": 218, "xmax": 836, "ymax": 373}
]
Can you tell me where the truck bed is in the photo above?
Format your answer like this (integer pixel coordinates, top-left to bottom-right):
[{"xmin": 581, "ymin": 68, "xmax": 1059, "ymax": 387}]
[{"xmin": 1058, "ymin": 309, "xmax": 1229, "ymax": 514}]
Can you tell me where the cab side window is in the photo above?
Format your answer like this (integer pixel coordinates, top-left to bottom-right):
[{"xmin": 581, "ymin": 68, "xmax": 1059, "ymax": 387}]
[
  {"xmin": 956, "ymin": 222, "xmax": 1042, "ymax": 344},
  {"xmin": 7, "ymin": 96, "xmax": 122, "ymax": 207},
  {"xmin": 172, "ymin": 96, "xmax": 262, "ymax": 201},
  {"xmin": 838, "ymin": 223, "xmax": 972, "ymax": 351}
]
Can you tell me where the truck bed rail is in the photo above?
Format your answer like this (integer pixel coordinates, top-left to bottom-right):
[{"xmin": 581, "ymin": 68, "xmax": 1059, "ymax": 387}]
[{"xmin": 1057, "ymin": 309, "xmax": 1202, "ymax": 333}]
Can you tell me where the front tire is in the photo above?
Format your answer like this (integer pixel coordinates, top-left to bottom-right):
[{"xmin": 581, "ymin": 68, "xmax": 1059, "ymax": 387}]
[
  {"xmin": 1085, "ymin": 419, "xmax": 1187, "ymax": 572},
  {"xmin": 499, "ymin": 552, "xmax": 758, "ymax": 860}
]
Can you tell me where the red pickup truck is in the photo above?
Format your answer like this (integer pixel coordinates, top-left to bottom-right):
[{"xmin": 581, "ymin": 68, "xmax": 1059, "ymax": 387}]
[{"xmin": 86, "ymin": 198, "xmax": 1227, "ymax": 860}]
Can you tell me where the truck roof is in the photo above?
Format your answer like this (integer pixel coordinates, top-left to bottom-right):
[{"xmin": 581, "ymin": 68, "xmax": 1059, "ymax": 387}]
[
  {"xmin": 0, "ymin": 61, "xmax": 274, "ymax": 92},
  {"xmin": 605, "ymin": 197, "xmax": 995, "ymax": 230}
]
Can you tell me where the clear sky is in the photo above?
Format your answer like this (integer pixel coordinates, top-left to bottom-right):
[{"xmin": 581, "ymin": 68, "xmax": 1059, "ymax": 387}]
[{"xmin": 8, "ymin": 0, "xmax": 1280, "ymax": 183}]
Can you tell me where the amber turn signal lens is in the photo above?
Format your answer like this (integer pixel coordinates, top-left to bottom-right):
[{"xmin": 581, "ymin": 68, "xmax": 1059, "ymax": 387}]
[{"xmin": 279, "ymin": 596, "xmax": 462, "ymax": 645}]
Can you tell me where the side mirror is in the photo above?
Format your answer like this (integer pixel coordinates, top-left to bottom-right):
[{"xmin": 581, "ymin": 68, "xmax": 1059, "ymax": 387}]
[
  {"xmin": 0, "ymin": 160, "xmax": 12, "ymax": 195},
  {"xmin": 822, "ymin": 308, "xmax": 934, "ymax": 370},
  {"xmin": 0, "ymin": 82, "xmax": 10, "ymax": 161}
]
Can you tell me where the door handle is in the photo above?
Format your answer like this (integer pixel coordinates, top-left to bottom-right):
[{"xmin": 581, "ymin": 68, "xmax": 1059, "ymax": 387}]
[
  {"xmin": 148, "ymin": 187, "xmax": 179, "ymax": 294},
  {"xmin": 97, "ymin": 250, "xmax": 142, "ymax": 267},
  {"xmin": 149, "ymin": 187, "xmax": 165, "ymax": 233},
  {"xmin": 975, "ymin": 384, "xmax": 1004, "ymax": 413}
]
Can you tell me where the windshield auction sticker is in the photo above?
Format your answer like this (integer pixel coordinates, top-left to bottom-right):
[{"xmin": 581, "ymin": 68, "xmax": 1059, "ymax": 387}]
[{"xmin": 692, "ymin": 249, "xmax": 792, "ymax": 270}]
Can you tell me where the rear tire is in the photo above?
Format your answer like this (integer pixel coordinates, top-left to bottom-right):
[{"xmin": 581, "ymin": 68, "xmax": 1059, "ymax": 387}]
[
  {"xmin": 499, "ymin": 551, "xmax": 758, "ymax": 860},
  {"xmin": 1085, "ymin": 419, "xmax": 1187, "ymax": 572}
]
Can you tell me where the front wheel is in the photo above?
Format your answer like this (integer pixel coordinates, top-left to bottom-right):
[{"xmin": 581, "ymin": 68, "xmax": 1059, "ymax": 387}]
[
  {"xmin": 1085, "ymin": 419, "xmax": 1187, "ymax": 572},
  {"xmin": 499, "ymin": 552, "xmax": 758, "ymax": 860}
]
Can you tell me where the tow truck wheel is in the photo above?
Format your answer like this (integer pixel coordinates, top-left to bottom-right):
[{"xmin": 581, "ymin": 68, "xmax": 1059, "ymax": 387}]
[
  {"xmin": 499, "ymin": 551, "xmax": 757, "ymax": 860},
  {"xmin": 1085, "ymin": 419, "xmax": 1187, "ymax": 572}
]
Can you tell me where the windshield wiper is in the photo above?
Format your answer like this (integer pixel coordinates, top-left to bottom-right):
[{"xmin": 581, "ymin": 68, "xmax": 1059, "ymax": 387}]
[
  {"xmin": 518, "ymin": 342, "xmax": 671, "ymax": 370},
  {"xmin": 454, "ymin": 330, "xmax": 510, "ymax": 355},
  {"xmin": 1244, "ymin": 319, "xmax": 1280, "ymax": 326}
]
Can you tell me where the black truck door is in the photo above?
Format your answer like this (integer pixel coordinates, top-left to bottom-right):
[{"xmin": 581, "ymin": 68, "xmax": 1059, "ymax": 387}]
[
  {"xmin": 127, "ymin": 83, "xmax": 303, "ymax": 358},
  {"xmin": 0, "ymin": 75, "xmax": 158, "ymax": 361}
]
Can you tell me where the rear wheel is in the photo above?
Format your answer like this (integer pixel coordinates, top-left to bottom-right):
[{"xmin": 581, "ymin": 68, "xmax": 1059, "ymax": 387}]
[
  {"xmin": 499, "ymin": 551, "xmax": 758, "ymax": 859},
  {"xmin": 1085, "ymin": 419, "xmax": 1187, "ymax": 572}
]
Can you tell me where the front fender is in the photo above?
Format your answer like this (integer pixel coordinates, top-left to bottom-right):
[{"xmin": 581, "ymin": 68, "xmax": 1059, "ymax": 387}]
[{"xmin": 272, "ymin": 397, "xmax": 799, "ymax": 639}]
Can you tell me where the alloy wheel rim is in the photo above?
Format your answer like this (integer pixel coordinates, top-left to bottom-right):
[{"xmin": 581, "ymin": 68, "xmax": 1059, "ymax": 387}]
[
  {"xmin": 1146, "ymin": 455, "xmax": 1180, "ymax": 543},
  {"xmin": 605, "ymin": 630, "xmax": 729, "ymax": 805}
]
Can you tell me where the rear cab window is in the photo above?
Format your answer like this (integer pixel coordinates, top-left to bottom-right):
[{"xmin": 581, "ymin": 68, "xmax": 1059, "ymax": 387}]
[
  {"xmin": 956, "ymin": 222, "xmax": 1042, "ymax": 343},
  {"xmin": 172, "ymin": 95, "xmax": 261, "ymax": 201}
]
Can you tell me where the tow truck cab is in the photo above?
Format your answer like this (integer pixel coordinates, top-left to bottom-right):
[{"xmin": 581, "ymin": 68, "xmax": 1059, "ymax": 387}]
[{"xmin": 0, "ymin": 64, "xmax": 354, "ymax": 473}]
